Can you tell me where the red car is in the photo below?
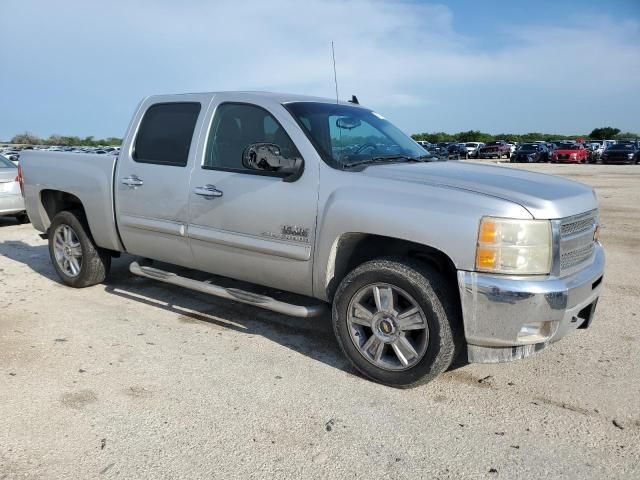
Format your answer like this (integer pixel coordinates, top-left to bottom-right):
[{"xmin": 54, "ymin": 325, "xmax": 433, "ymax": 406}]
[
  {"xmin": 478, "ymin": 140, "xmax": 511, "ymax": 159},
  {"xmin": 551, "ymin": 143, "xmax": 589, "ymax": 163}
]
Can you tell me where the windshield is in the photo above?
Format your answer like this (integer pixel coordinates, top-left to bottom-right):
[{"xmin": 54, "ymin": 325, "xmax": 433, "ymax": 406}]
[
  {"xmin": 519, "ymin": 144, "xmax": 539, "ymax": 152},
  {"xmin": 610, "ymin": 144, "xmax": 635, "ymax": 150},
  {"xmin": 558, "ymin": 144, "xmax": 579, "ymax": 150},
  {"xmin": 285, "ymin": 102, "xmax": 430, "ymax": 169},
  {"xmin": 0, "ymin": 155, "xmax": 16, "ymax": 168}
]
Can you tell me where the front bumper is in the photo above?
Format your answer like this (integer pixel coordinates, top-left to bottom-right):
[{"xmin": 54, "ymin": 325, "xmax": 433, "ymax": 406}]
[{"xmin": 457, "ymin": 243, "xmax": 604, "ymax": 363}]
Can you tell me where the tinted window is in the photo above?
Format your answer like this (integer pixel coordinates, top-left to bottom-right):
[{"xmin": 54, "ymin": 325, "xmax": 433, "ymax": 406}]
[
  {"xmin": 204, "ymin": 103, "xmax": 299, "ymax": 171},
  {"xmin": 134, "ymin": 102, "xmax": 201, "ymax": 166}
]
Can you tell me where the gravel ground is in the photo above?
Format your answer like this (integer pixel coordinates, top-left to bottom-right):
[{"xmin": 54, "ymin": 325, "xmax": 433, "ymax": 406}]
[{"xmin": 1, "ymin": 163, "xmax": 639, "ymax": 479}]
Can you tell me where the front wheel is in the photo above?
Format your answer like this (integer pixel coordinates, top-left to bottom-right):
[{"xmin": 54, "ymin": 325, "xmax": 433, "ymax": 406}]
[
  {"xmin": 332, "ymin": 258, "xmax": 461, "ymax": 388},
  {"xmin": 48, "ymin": 211, "xmax": 111, "ymax": 288}
]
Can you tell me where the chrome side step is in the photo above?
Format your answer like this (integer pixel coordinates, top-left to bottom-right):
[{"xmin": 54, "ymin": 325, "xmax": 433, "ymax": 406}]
[{"xmin": 129, "ymin": 261, "xmax": 328, "ymax": 318}]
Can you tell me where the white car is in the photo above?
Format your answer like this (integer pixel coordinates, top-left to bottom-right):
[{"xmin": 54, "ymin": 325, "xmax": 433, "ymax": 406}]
[
  {"xmin": 464, "ymin": 142, "xmax": 484, "ymax": 158},
  {"xmin": 0, "ymin": 154, "xmax": 28, "ymax": 222}
]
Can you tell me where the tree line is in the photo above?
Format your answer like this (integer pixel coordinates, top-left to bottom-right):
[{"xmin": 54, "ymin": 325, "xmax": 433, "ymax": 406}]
[
  {"xmin": 411, "ymin": 127, "xmax": 637, "ymax": 144},
  {"xmin": 5, "ymin": 132, "xmax": 122, "ymax": 147},
  {"xmin": 4, "ymin": 127, "xmax": 636, "ymax": 148}
]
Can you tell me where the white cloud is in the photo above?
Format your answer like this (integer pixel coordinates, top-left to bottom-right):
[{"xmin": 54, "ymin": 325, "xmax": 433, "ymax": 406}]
[{"xmin": 1, "ymin": 0, "xmax": 638, "ymax": 137}]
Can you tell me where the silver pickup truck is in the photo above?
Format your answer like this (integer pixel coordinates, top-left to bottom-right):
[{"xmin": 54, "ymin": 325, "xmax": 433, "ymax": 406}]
[{"xmin": 20, "ymin": 92, "xmax": 604, "ymax": 387}]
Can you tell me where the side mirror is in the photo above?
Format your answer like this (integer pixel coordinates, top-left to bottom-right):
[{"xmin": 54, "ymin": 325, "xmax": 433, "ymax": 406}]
[{"xmin": 242, "ymin": 143, "xmax": 303, "ymax": 181}]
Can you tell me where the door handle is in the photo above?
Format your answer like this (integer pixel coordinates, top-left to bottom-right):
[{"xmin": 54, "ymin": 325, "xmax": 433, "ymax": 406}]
[
  {"xmin": 121, "ymin": 175, "xmax": 144, "ymax": 187},
  {"xmin": 194, "ymin": 184, "xmax": 223, "ymax": 198}
]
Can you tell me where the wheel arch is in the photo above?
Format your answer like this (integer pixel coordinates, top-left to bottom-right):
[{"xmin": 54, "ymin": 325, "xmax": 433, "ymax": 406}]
[
  {"xmin": 40, "ymin": 189, "xmax": 86, "ymax": 227},
  {"xmin": 324, "ymin": 233, "xmax": 459, "ymax": 305},
  {"xmin": 38, "ymin": 189, "xmax": 123, "ymax": 253}
]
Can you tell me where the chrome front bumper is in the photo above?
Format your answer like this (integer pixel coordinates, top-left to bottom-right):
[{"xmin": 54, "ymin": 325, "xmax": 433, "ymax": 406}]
[{"xmin": 457, "ymin": 243, "xmax": 604, "ymax": 363}]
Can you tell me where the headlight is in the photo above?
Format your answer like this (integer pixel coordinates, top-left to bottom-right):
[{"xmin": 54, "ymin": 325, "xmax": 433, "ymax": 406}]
[
  {"xmin": 570, "ymin": 153, "xmax": 577, "ymax": 159},
  {"xmin": 628, "ymin": 153, "xmax": 634, "ymax": 159},
  {"xmin": 475, "ymin": 217, "xmax": 552, "ymax": 274}
]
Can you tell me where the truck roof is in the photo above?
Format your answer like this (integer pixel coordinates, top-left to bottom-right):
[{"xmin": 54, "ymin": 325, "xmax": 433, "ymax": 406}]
[{"xmin": 145, "ymin": 91, "xmax": 363, "ymax": 107}]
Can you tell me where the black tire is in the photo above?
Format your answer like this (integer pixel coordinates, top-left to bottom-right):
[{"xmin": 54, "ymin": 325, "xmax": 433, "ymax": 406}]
[
  {"xmin": 48, "ymin": 210, "xmax": 111, "ymax": 288},
  {"xmin": 15, "ymin": 212, "xmax": 30, "ymax": 224},
  {"xmin": 332, "ymin": 258, "xmax": 462, "ymax": 388}
]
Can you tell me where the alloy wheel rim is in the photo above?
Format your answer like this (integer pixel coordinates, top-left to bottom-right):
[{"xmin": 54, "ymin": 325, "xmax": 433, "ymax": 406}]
[
  {"xmin": 53, "ymin": 224, "xmax": 83, "ymax": 277},
  {"xmin": 347, "ymin": 283, "xmax": 429, "ymax": 371}
]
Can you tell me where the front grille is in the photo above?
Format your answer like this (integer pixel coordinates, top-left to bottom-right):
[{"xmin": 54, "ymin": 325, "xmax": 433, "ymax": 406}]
[
  {"xmin": 559, "ymin": 210, "xmax": 598, "ymax": 273},
  {"xmin": 561, "ymin": 243, "xmax": 594, "ymax": 270},
  {"xmin": 561, "ymin": 215, "xmax": 595, "ymax": 236},
  {"xmin": 558, "ymin": 154, "xmax": 569, "ymax": 159}
]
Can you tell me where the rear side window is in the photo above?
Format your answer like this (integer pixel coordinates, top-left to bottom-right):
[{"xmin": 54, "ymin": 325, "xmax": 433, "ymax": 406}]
[{"xmin": 134, "ymin": 102, "xmax": 201, "ymax": 166}]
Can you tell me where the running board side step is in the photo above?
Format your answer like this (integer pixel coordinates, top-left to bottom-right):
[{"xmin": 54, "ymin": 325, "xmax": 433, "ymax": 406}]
[{"xmin": 129, "ymin": 261, "xmax": 328, "ymax": 318}]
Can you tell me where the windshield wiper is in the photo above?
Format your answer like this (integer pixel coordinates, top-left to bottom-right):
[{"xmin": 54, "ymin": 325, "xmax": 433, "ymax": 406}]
[{"xmin": 342, "ymin": 155, "xmax": 429, "ymax": 170}]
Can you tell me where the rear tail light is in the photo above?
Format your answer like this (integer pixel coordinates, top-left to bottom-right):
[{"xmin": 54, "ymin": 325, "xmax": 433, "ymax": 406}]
[{"xmin": 17, "ymin": 164, "xmax": 25, "ymax": 197}]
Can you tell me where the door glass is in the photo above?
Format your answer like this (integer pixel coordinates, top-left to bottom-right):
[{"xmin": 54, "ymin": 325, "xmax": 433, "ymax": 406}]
[
  {"xmin": 204, "ymin": 103, "xmax": 299, "ymax": 170},
  {"xmin": 133, "ymin": 102, "xmax": 201, "ymax": 166}
]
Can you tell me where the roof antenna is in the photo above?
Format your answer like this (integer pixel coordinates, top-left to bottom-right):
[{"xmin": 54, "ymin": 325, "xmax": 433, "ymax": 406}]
[{"xmin": 331, "ymin": 41, "xmax": 339, "ymax": 104}]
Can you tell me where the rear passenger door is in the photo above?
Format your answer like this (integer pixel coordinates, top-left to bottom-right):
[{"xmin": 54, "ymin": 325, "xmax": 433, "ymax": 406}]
[{"xmin": 115, "ymin": 95, "xmax": 210, "ymax": 267}]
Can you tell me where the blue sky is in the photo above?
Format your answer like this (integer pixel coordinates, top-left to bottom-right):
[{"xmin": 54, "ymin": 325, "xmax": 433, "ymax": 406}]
[{"xmin": 1, "ymin": 0, "xmax": 639, "ymax": 140}]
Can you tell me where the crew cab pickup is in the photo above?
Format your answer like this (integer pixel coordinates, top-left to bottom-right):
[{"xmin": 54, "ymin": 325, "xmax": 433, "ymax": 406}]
[
  {"xmin": 478, "ymin": 140, "xmax": 512, "ymax": 159},
  {"xmin": 20, "ymin": 92, "xmax": 605, "ymax": 387}
]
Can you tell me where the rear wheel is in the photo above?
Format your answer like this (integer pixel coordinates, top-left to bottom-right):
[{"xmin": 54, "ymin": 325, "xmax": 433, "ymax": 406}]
[
  {"xmin": 48, "ymin": 211, "xmax": 111, "ymax": 287},
  {"xmin": 332, "ymin": 258, "xmax": 461, "ymax": 388}
]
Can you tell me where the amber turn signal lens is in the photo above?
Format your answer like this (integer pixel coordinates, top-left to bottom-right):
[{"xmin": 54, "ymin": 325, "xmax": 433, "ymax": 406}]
[
  {"xmin": 476, "ymin": 247, "xmax": 497, "ymax": 269},
  {"xmin": 478, "ymin": 220, "xmax": 498, "ymax": 244}
]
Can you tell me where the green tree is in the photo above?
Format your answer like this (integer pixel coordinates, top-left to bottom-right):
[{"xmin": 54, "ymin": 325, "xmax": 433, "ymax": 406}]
[
  {"xmin": 589, "ymin": 127, "xmax": 620, "ymax": 140},
  {"xmin": 11, "ymin": 131, "xmax": 41, "ymax": 145},
  {"xmin": 616, "ymin": 131, "xmax": 639, "ymax": 140}
]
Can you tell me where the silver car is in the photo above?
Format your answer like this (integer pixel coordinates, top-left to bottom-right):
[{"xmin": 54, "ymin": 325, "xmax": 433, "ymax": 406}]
[{"xmin": 0, "ymin": 155, "xmax": 28, "ymax": 223}]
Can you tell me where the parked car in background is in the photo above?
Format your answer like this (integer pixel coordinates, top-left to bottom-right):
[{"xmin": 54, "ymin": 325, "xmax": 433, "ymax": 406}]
[
  {"xmin": 478, "ymin": 141, "xmax": 511, "ymax": 159},
  {"xmin": 588, "ymin": 142, "xmax": 604, "ymax": 163},
  {"xmin": 447, "ymin": 143, "xmax": 468, "ymax": 159},
  {"xmin": 0, "ymin": 154, "xmax": 28, "ymax": 223},
  {"xmin": 551, "ymin": 143, "xmax": 590, "ymax": 163},
  {"xmin": 464, "ymin": 142, "xmax": 484, "ymax": 159},
  {"xmin": 416, "ymin": 140, "xmax": 431, "ymax": 149},
  {"xmin": 2, "ymin": 150, "xmax": 20, "ymax": 164},
  {"xmin": 601, "ymin": 142, "xmax": 639, "ymax": 164},
  {"xmin": 511, "ymin": 143, "xmax": 550, "ymax": 163}
]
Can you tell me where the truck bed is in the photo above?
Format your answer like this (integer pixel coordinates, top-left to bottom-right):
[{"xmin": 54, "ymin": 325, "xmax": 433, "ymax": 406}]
[{"xmin": 20, "ymin": 151, "xmax": 123, "ymax": 251}]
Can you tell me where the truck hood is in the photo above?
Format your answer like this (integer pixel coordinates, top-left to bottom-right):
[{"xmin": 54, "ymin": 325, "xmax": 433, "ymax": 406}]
[{"xmin": 362, "ymin": 161, "xmax": 597, "ymax": 219}]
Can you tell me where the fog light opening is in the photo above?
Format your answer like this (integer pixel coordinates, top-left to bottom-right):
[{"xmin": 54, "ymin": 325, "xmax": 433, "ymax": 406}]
[{"xmin": 517, "ymin": 321, "xmax": 557, "ymax": 343}]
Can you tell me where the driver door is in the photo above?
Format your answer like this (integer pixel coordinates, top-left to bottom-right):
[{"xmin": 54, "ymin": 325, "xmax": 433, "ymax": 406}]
[{"xmin": 187, "ymin": 98, "xmax": 319, "ymax": 296}]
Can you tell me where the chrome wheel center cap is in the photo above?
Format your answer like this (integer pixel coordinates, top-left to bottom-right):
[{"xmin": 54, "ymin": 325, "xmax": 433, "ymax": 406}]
[
  {"xmin": 380, "ymin": 318, "xmax": 395, "ymax": 334},
  {"xmin": 373, "ymin": 314, "xmax": 398, "ymax": 342}
]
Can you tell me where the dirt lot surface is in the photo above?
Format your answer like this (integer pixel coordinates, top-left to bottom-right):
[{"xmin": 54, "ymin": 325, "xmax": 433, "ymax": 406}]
[{"xmin": 1, "ymin": 163, "xmax": 639, "ymax": 479}]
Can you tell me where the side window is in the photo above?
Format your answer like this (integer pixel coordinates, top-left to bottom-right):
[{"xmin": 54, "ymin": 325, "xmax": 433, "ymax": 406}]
[
  {"xmin": 204, "ymin": 103, "xmax": 299, "ymax": 171},
  {"xmin": 134, "ymin": 102, "xmax": 201, "ymax": 166}
]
